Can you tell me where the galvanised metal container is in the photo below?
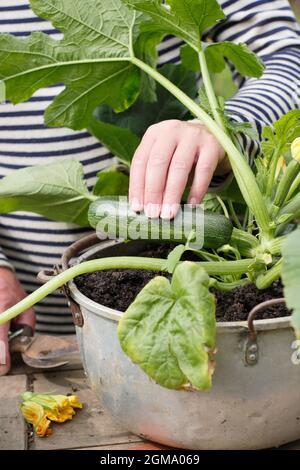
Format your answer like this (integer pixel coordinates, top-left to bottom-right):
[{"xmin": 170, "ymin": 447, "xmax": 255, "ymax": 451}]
[{"xmin": 65, "ymin": 238, "xmax": 300, "ymax": 450}]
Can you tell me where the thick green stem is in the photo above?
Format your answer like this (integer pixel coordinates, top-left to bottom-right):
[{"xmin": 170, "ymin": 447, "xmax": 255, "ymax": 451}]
[
  {"xmin": 277, "ymin": 192, "xmax": 300, "ymax": 226},
  {"xmin": 131, "ymin": 57, "xmax": 271, "ymax": 237},
  {"xmin": 0, "ymin": 256, "xmax": 254, "ymax": 325},
  {"xmin": 205, "ymin": 258, "xmax": 255, "ymax": 275},
  {"xmin": 230, "ymin": 227, "xmax": 258, "ymax": 257},
  {"xmin": 228, "ymin": 200, "xmax": 243, "ymax": 230},
  {"xmin": 0, "ymin": 257, "xmax": 165, "ymax": 325},
  {"xmin": 266, "ymin": 149, "xmax": 281, "ymax": 198},
  {"xmin": 286, "ymin": 172, "xmax": 300, "ymax": 202},
  {"xmin": 210, "ymin": 278, "xmax": 252, "ymax": 292},
  {"xmin": 262, "ymin": 236, "xmax": 285, "ymax": 256},
  {"xmin": 273, "ymin": 160, "xmax": 300, "ymax": 210},
  {"xmin": 255, "ymin": 259, "xmax": 282, "ymax": 289},
  {"xmin": 198, "ymin": 49, "xmax": 225, "ymax": 130}
]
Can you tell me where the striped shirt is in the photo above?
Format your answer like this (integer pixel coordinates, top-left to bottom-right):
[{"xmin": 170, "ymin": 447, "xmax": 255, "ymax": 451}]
[{"xmin": 0, "ymin": 0, "xmax": 299, "ymax": 333}]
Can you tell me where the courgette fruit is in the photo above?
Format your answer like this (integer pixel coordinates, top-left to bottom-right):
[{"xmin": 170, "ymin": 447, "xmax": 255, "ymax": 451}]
[{"xmin": 88, "ymin": 197, "xmax": 233, "ymax": 250}]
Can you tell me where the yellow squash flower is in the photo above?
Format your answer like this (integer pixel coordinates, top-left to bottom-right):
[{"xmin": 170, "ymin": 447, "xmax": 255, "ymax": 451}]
[
  {"xmin": 22, "ymin": 392, "xmax": 59, "ymax": 412},
  {"xmin": 20, "ymin": 401, "xmax": 52, "ymax": 437},
  {"xmin": 52, "ymin": 394, "xmax": 70, "ymax": 409},
  {"xmin": 67, "ymin": 395, "xmax": 83, "ymax": 409},
  {"xmin": 35, "ymin": 415, "xmax": 53, "ymax": 438},
  {"xmin": 291, "ymin": 137, "xmax": 300, "ymax": 163},
  {"xmin": 46, "ymin": 406, "xmax": 75, "ymax": 423},
  {"xmin": 20, "ymin": 392, "xmax": 83, "ymax": 437}
]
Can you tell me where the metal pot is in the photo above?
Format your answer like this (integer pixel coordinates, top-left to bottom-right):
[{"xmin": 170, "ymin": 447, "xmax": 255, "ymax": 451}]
[{"xmin": 41, "ymin": 235, "xmax": 300, "ymax": 450}]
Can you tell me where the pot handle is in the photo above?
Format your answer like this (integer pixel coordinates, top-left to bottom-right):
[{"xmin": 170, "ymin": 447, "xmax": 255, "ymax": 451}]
[
  {"xmin": 245, "ymin": 298, "xmax": 286, "ymax": 366},
  {"xmin": 38, "ymin": 232, "xmax": 105, "ymax": 327}
]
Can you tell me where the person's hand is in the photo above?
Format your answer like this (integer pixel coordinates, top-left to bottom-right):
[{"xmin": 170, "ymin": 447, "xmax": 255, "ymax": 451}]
[
  {"xmin": 0, "ymin": 267, "xmax": 35, "ymax": 376},
  {"xmin": 129, "ymin": 120, "xmax": 230, "ymax": 219}
]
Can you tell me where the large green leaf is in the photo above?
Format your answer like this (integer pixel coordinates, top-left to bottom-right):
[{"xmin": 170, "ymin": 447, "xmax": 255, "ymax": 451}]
[
  {"xmin": 126, "ymin": 0, "xmax": 263, "ymax": 79},
  {"xmin": 88, "ymin": 118, "xmax": 140, "ymax": 166},
  {"xmin": 262, "ymin": 110, "xmax": 300, "ymax": 162},
  {"xmin": 0, "ymin": 0, "xmax": 145, "ymax": 129},
  {"xmin": 282, "ymin": 228, "xmax": 300, "ymax": 338},
  {"xmin": 124, "ymin": 0, "xmax": 225, "ymax": 47},
  {"xmin": 0, "ymin": 0, "xmax": 264, "ymax": 132},
  {"xmin": 181, "ymin": 43, "xmax": 264, "ymax": 78},
  {"xmin": 118, "ymin": 261, "xmax": 216, "ymax": 390},
  {"xmin": 0, "ymin": 159, "xmax": 93, "ymax": 226},
  {"xmin": 135, "ymin": 30, "xmax": 164, "ymax": 103},
  {"xmin": 94, "ymin": 64, "xmax": 197, "ymax": 138},
  {"xmin": 205, "ymin": 42, "xmax": 264, "ymax": 77},
  {"xmin": 93, "ymin": 169, "xmax": 129, "ymax": 196}
]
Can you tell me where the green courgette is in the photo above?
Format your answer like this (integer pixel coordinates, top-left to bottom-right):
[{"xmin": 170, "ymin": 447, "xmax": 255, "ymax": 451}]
[{"xmin": 88, "ymin": 197, "xmax": 233, "ymax": 250}]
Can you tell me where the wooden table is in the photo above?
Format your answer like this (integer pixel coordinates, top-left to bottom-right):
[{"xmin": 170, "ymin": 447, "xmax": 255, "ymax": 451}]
[
  {"xmin": 0, "ymin": 336, "xmax": 299, "ymax": 450},
  {"xmin": 0, "ymin": 338, "xmax": 144, "ymax": 451}
]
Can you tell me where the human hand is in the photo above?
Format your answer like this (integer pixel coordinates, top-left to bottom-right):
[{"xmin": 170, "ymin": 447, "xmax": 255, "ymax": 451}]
[
  {"xmin": 0, "ymin": 267, "xmax": 35, "ymax": 376},
  {"xmin": 129, "ymin": 120, "xmax": 230, "ymax": 219}
]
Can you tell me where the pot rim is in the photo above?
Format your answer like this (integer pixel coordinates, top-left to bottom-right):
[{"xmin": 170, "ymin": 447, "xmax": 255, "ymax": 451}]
[{"xmin": 68, "ymin": 241, "xmax": 292, "ymax": 334}]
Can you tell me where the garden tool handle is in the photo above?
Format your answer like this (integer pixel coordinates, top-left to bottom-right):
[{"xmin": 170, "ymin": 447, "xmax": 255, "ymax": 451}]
[{"xmin": 9, "ymin": 324, "xmax": 34, "ymax": 354}]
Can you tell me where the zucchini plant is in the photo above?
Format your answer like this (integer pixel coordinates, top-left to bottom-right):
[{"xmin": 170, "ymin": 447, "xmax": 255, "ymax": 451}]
[{"xmin": 0, "ymin": 0, "xmax": 300, "ymax": 391}]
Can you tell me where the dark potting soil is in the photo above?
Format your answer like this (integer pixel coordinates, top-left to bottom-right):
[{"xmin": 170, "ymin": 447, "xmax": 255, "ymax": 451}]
[{"xmin": 75, "ymin": 244, "xmax": 290, "ymax": 322}]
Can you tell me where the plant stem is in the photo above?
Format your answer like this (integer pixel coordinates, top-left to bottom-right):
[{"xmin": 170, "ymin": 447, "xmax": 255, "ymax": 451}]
[
  {"xmin": 0, "ymin": 256, "xmax": 255, "ymax": 325},
  {"xmin": 0, "ymin": 257, "xmax": 164, "ymax": 325},
  {"xmin": 255, "ymin": 259, "xmax": 283, "ymax": 289},
  {"xmin": 247, "ymin": 209, "xmax": 255, "ymax": 233},
  {"xmin": 131, "ymin": 57, "xmax": 272, "ymax": 237},
  {"xmin": 228, "ymin": 200, "xmax": 243, "ymax": 230},
  {"xmin": 273, "ymin": 160, "xmax": 300, "ymax": 210},
  {"xmin": 210, "ymin": 278, "xmax": 252, "ymax": 292},
  {"xmin": 242, "ymin": 207, "xmax": 249, "ymax": 231},
  {"xmin": 205, "ymin": 258, "xmax": 254, "ymax": 275},
  {"xmin": 198, "ymin": 49, "xmax": 225, "ymax": 130},
  {"xmin": 277, "ymin": 192, "xmax": 300, "ymax": 226},
  {"xmin": 286, "ymin": 172, "xmax": 300, "ymax": 202},
  {"xmin": 263, "ymin": 236, "xmax": 286, "ymax": 256},
  {"xmin": 216, "ymin": 196, "xmax": 229, "ymax": 218},
  {"xmin": 266, "ymin": 149, "xmax": 281, "ymax": 198},
  {"xmin": 230, "ymin": 227, "xmax": 258, "ymax": 257}
]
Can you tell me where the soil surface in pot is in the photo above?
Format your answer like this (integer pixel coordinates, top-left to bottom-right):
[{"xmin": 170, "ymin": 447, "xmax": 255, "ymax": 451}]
[{"xmin": 75, "ymin": 244, "xmax": 290, "ymax": 322}]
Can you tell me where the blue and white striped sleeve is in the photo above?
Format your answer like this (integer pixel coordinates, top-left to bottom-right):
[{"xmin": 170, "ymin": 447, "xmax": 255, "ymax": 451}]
[
  {"xmin": 214, "ymin": 0, "xmax": 300, "ymax": 160},
  {"xmin": 0, "ymin": 246, "xmax": 13, "ymax": 271}
]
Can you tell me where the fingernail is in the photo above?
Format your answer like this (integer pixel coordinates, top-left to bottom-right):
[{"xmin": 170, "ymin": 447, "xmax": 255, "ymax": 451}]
[
  {"xmin": 188, "ymin": 198, "xmax": 198, "ymax": 208},
  {"xmin": 0, "ymin": 339, "xmax": 9, "ymax": 376},
  {"xmin": 0, "ymin": 339, "xmax": 6, "ymax": 365},
  {"xmin": 130, "ymin": 198, "xmax": 143, "ymax": 212},
  {"xmin": 160, "ymin": 204, "xmax": 178, "ymax": 220},
  {"xmin": 145, "ymin": 203, "xmax": 161, "ymax": 219}
]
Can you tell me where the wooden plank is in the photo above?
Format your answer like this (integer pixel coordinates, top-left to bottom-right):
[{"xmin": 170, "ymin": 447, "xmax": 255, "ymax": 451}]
[
  {"xmin": 31, "ymin": 369, "xmax": 141, "ymax": 450},
  {"xmin": 0, "ymin": 417, "xmax": 28, "ymax": 450},
  {"xmin": 0, "ymin": 374, "xmax": 28, "ymax": 450}
]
